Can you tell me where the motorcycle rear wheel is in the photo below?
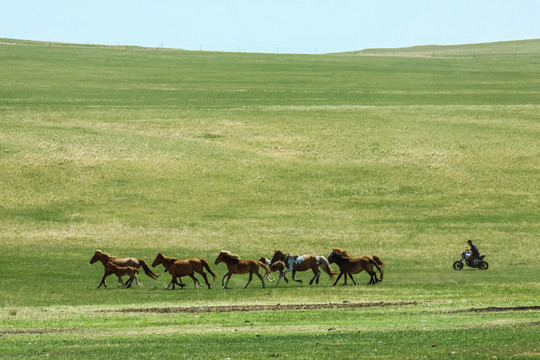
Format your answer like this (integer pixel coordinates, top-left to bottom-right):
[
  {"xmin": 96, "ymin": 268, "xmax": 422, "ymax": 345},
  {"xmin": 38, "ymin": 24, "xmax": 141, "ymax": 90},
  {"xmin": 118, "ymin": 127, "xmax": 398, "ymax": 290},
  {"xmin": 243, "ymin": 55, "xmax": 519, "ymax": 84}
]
[
  {"xmin": 453, "ymin": 261, "xmax": 463, "ymax": 270},
  {"xmin": 479, "ymin": 261, "xmax": 489, "ymax": 270}
]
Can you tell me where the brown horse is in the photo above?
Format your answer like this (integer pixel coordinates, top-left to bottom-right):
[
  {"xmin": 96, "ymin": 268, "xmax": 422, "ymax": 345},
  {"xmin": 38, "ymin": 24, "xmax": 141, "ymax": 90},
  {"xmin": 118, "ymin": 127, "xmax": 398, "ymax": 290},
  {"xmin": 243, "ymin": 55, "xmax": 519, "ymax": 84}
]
[
  {"xmin": 270, "ymin": 250, "xmax": 336, "ymax": 285},
  {"xmin": 152, "ymin": 253, "xmax": 200, "ymax": 289},
  {"xmin": 105, "ymin": 262, "xmax": 140, "ymax": 288},
  {"xmin": 214, "ymin": 251, "xmax": 271, "ymax": 289},
  {"xmin": 332, "ymin": 248, "xmax": 384, "ymax": 283},
  {"xmin": 327, "ymin": 248, "xmax": 384, "ymax": 286},
  {"xmin": 90, "ymin": 250, "xmax": 159, "ymax": 288},
  {"xmin": 259, "ymin": 257, "xmax": 287, "ymax": 287},
  {"xmin": 151, "ymin": 253, "xmax": 217, "ymax": 290}
]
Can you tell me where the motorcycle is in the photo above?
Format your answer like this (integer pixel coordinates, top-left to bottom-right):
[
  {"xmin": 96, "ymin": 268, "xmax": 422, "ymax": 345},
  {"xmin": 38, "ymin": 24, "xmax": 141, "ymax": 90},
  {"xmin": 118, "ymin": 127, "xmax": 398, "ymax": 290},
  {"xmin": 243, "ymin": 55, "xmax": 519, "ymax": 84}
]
[{"xmin": 453, "ymin": 250, "xmax": 488, "ymax": 270}]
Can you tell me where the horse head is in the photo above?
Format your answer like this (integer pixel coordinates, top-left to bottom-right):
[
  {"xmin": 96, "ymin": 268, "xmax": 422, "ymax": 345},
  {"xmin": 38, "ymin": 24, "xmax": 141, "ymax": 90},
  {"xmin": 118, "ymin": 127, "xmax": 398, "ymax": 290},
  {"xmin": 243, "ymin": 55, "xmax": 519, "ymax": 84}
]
[
  {"xmin": 215, "ymin": 251, "xmax": 225, "ymax": 265},
  {"xmin": 328, "ymin": 251, "xmax": 348, "ymax": 264},
  {"xmin": 151, "ymin": 253, "xmax": 164, "ymax": 267},
  {"xmin": 327, "ymin": 252, "xmax": 338, "ymax": 264},
  {"xmin": 271, "ymin": 250, "xmax": 285, "ymax": 264},
  {"xmin": 215, "ymin": 250, "xmax": 240, "ymax": 265},
  {"xmin": 90, "ymin": 250, "xmax": 104, "ymax": 264}
]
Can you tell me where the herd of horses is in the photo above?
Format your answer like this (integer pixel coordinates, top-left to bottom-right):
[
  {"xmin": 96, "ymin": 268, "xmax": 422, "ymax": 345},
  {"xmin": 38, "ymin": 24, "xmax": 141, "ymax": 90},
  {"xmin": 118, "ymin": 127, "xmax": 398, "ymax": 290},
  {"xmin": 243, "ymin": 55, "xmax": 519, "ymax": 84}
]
[{"xmin": 89, "ymin": 249, "xmax": 385, "ymax": 290}]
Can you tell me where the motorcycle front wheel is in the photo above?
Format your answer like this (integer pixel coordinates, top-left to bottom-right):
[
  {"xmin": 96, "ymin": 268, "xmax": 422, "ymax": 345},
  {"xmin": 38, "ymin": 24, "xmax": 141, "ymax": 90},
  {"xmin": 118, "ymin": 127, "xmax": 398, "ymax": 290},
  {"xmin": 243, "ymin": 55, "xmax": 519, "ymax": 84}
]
[
  {"xmin": 479, "ymin": 261, "xmax": 489, "ymax": 270},
  {"xmin": 453, "ymin": 261, "xmax": 463, "ymax": 270}
]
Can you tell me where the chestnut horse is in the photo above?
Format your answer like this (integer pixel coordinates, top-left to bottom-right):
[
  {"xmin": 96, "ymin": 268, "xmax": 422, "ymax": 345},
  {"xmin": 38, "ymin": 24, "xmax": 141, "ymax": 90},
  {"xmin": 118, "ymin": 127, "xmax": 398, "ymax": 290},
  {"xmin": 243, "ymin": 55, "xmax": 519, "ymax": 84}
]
[
  {"xmin": 105, "ymin": 262, "xmax": 140, "ymax": 288},
  {"xmin": 259, "ymin": 257, "xmax": 287, "ymax": 287},
  {"xmin": 214, "ymin": 251, "xmax": 271, "ymax": 289},
  {"xmin": 327, "ymin": 248, "xmax": 384, "ymax": 286},
  {"xmin": 270, "ymin": 250, "xmax": 336, "ymax": 285},
  {"xmin": 332, "ymin": 248, "xmax": 384, "ymax": 283},
  {"xmin": 151, "ymin": 253, "xmax": 217, "ymax": 290},
  {"xmin": 90, "ymin": 250, "xmax": 159, "ymax": 288}
]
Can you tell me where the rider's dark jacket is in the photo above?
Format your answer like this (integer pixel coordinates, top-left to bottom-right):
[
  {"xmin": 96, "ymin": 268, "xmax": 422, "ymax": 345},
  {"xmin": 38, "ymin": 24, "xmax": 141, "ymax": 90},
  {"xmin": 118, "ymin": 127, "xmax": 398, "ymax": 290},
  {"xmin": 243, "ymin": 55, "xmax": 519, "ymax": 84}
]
[{"xmin": 470, "ymin": 243, "xmax": 479, "ymax": 258}]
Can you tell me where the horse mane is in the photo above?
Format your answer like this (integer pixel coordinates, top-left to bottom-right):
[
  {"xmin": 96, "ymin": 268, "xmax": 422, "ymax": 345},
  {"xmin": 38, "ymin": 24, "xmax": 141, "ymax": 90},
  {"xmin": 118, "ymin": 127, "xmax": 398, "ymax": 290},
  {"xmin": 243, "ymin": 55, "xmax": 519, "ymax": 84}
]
[
  {"xmin": 95, "ymin": 250, "xmax": 117, "ymax": 259},
  {"xmin": 220, "ymin": 250, "xmax": 240, "ymax": 260},
  {"xmin": 332, "ymin": 248, "xmax": 352, "ymax": 258}
]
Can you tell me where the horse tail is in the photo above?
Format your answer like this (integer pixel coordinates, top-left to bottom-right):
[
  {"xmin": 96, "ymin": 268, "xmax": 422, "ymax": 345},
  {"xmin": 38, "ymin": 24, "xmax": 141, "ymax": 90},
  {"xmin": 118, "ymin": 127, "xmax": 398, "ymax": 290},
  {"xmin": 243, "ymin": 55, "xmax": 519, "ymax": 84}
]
[
  {"xmin": 369, "ymin": 258, "xmax": 383, "ymax": 281},
  {"xmin": 138, "ymin": 259, "xmax": 159, "ymax": 280},
  {"xmin": 258, "ymin": 262, "xmax": 271, "ymax": 277},
  {"xmin": 317, "ymin": 256, "xmax": 337, "ymax": 278},
  {"xmin": 200, "ymin": 258, "xmax": 217, "ymax": 280}
]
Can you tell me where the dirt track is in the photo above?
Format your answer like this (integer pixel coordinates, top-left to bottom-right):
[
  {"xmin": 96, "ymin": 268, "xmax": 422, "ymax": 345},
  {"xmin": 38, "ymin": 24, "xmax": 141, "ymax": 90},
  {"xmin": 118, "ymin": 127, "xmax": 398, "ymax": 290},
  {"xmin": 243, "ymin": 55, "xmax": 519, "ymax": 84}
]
[
  {"xmin": 114, "ymin": 301, "xmax": 432, "ymax": 313},
  {"xmin": 454, "ymin": 305, "xmax": 540, "ymax": 313},
  {"xmin": 113, "ymin": 302, "xmax": 540, "ymax": 314}
]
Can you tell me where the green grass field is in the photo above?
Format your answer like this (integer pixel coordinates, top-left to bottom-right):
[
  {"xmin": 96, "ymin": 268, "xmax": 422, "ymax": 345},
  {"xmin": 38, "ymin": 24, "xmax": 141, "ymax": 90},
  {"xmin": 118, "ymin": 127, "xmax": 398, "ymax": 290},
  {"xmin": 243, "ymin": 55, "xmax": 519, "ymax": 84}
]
[{"xmin": 1, "ymin": 38, "xmax": 539, "ymax": 359}]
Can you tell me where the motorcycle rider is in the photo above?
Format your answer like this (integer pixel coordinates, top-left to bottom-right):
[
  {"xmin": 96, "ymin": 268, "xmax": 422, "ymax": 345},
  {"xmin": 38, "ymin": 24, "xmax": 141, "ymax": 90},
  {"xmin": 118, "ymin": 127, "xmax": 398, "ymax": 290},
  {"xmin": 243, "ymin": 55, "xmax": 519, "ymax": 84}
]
[{"xmin": 467, "ymin": 240, "xmax": 480, "ymax": 265}]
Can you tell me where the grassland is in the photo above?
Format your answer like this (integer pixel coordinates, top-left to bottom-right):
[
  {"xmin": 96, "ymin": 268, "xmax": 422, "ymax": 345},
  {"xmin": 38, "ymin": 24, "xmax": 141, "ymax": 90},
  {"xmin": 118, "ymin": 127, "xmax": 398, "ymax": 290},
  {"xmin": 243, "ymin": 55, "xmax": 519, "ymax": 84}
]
[{"xmin": 1, "ymin": 38, "xmax": 539, "ymax": 359}]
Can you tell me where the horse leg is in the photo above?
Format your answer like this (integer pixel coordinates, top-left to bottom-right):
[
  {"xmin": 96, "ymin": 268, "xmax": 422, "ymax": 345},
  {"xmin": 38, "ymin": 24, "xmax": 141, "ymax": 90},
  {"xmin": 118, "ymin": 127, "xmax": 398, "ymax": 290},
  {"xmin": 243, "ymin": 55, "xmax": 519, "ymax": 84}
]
[
  {"xmin": 199, "ymin": 271, "xmax": 211, "ymax": 289},
  {"xmin": 176, "ymin": 277, "xmax": 186, "ymax": 288},
  {"xmin": 133, "ymin": 274, "xmax": 140, "ymax": 287},
  {"xmin": 292, "ymin": 270, "xmax": 302, "ymax": 283},
  {"xmin": 254, "ymin": 271, "xmax": 265, "ymax": 288},
  {"xmin": 366, "ymin": 270, "xmax": 375, "ymax": 285},
  {"xmin": 189, "ymin": 274, "xmax": 200, "ymax": 289},
  {"xmin": 224, "ymin": 273, "xmax": 233, "ymax": 289},
  {"xmin": 275, "ymin": 272, "xmax": 283, "ymax": 288},
  {"xmin": 332, "ymin": 273, "xmax": 343, "ymax": 286},
  {"xmin": 164, "ymin": 275, "xmax": 181, "ymax": 289},
  {"xmin": 117, "ymin": 276, "xmax": 126, "ymax": 288},
  {"xmin": 222, "ymin": 272, "xmax": 229, "ymax": 288},
  {"xmin": 97, "ymin": 270, "xmax": 111, "ymax": 288},
  {"xmin": 125, "ymin": 275, "xmax": 134, "ymax": 288},
  {"xmin": 243, "ymin": 272, "xmax": 254, "ymax": 289},
  {"xmin": 172, "ymin": 275, "xmax": 181, "ymax": 290},
  {"xmin": 309, "ymin": 267, "xmax": 320, "ymax": 285},
  {"xmin": 348, "ymin": 273, "xmax": 357, "ymax": 286},
  {"xmin": 283, "ymin": 268, "xmax": 292, "ymax": 283}
]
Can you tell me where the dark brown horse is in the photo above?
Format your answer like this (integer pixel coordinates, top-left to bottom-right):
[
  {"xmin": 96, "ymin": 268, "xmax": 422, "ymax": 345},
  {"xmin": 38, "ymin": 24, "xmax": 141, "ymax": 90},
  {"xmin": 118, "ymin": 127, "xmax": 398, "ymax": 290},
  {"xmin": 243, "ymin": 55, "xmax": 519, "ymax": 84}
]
[
  {"xmin": 214, "ymin": 251, "xmax": 271, "ymax": 289},
  {"xmin": 90, "ymin": 250, "xmax": 159, "ymax": 288},
  {"xmin": 270, "ymin": 250, "xmax": 336, "ymax": 285},
  {"xmin": 151, "ymin": 253, "xmax": 217, "ymax": 290},
  {"xmin": 105, "ymin": 262, "xmax": 139, "ymax": 288},
  {"xmin": 259, "ymin": 257, "xmax": 287, "ymax": 287},
  {"xmin": 327, "ymin": 248, "xmax": 384, "ymax": 286}
]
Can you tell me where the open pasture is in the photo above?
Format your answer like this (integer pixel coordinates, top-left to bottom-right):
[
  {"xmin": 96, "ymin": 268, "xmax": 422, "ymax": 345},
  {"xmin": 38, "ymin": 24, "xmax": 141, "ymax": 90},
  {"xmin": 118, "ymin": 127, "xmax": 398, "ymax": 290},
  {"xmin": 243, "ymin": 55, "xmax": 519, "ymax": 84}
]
[{"xmin": 1, "ymin": 38, "xmax": 539, "ymax": 358}]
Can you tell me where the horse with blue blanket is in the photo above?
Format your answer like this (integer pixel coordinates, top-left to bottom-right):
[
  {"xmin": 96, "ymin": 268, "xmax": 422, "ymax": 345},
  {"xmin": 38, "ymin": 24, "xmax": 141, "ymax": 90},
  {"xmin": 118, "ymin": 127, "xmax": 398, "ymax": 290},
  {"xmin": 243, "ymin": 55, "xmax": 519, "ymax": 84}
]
[{"xmin": 270, "ymin": 249, "xmax": 336, "ymax": 285}]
